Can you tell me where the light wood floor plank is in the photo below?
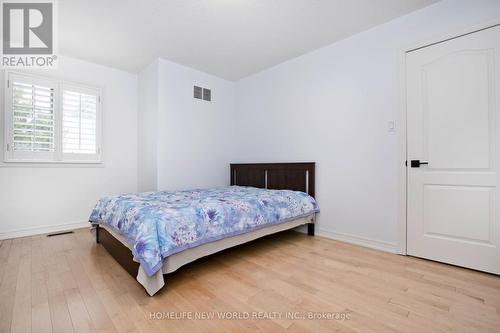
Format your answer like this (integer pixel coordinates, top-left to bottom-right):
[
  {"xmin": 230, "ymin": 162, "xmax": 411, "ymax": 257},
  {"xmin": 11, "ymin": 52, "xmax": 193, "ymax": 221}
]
[
  {"xmin": 44, "ymin": 237, "xmax": 75, "ymax": 333},
  {"xmin": 0, "ymin": 239, "xmax": 22, "ymax": 333},
  {"xmin": 0, "ymin": 239, "xmax": 13, "ymax": 285},
  {"xmin": 10, "ymin": 238, "xmax": 32, "ymax": 333},
  {"xmin": 30, "ymin": 235, "xmax": 52, "ymax": 333}
]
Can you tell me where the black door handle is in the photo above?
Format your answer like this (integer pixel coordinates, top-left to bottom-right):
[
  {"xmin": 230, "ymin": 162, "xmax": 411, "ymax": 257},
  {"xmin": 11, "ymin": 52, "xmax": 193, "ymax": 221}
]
[{"xmin": 410, "ymin": 160, "xmax": 429, "ymax": 168}]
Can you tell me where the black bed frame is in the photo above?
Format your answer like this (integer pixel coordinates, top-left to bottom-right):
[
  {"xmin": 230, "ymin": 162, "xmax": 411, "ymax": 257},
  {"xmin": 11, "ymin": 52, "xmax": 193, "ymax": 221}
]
[{"xmin": 95, "ymin": 162, "xmax": 316, "ymax": 279}]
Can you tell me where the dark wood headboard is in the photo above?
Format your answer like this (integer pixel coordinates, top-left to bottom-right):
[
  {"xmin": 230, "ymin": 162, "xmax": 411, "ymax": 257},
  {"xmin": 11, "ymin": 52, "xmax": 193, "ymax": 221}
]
[{"xmin": 230, "ymin": 163, "xmax": 315, "ymax": 198}]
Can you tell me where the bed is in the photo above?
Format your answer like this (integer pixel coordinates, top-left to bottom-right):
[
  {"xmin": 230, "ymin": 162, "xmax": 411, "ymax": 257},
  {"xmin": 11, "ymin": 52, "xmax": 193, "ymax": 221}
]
[{"xmin": 89, "ymin": 163, "xmax": 318, "ymax": 295}]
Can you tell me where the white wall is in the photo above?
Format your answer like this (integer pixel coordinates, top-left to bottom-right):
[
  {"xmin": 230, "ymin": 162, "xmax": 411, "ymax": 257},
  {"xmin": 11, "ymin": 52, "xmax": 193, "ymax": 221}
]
[
  {"xmin": 234, "ymin": 0, "xmax": 500, "ymax": 250},
  {"xmin": 155, "ymin": 58, "xmax": 236, "ymax": 191},
  {"xmin": 0, "ymin": 56, "xmax": 138, "ymax": 238},
  {"xmin": 138, "ymin": 60, "xmax": 159, "ymax": 192}
]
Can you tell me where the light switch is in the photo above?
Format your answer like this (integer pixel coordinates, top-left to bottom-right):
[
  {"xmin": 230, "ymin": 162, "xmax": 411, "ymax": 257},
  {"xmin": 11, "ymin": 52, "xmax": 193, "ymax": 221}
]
[{"xmin": 388, "ymin": 120, "xmax": 396, "ymax": 133}]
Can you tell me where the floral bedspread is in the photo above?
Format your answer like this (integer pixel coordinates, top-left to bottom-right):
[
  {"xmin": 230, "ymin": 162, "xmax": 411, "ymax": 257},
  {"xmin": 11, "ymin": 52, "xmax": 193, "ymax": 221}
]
[{"xmin": 89, "ymin": 186, "xmax": 319, "ymax": 277}]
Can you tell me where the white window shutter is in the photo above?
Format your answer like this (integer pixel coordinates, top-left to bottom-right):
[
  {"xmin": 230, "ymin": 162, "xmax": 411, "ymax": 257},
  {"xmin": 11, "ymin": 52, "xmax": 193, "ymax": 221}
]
[
  {"xmin": 62, "ymin": 85, "xmax": 101, "ymax": 161},
  {"xmin": 13, "ymin": 82, "xmax": 55, "ymax": 152},
  {"xmin": 6, "ymin": 73, "xmax": 57, "ymax": 162}
]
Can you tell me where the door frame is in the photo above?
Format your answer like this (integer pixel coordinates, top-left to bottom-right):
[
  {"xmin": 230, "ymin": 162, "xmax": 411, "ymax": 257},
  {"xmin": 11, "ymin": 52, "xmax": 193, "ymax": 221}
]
[{"xmin": 397, "ymin": 17, "xmax": 500, "ymax": 255}]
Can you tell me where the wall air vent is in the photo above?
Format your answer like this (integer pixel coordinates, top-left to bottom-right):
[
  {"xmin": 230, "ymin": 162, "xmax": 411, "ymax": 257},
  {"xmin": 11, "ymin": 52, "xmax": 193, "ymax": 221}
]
[
  {"xmin": 203, "ymin": 88, "xmax": 211, "ymax": 101},
  {"xmin": 194, "ymin": 85, "xmax": 212, "ymax": 102},
  {"xmin": 194, "ymin": 86, "xmax": 202, "ymax": 99}
]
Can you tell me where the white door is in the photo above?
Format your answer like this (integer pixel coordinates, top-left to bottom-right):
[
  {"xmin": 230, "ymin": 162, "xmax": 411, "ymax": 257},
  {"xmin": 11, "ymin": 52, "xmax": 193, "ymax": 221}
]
[{"xmin": 407, "ymin": 25, "xmax": 500, "ymax": 274}]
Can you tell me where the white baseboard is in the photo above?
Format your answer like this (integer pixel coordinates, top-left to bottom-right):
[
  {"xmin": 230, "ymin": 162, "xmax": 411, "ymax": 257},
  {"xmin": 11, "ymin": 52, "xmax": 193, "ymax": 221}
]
[
  {"xmin": 0, "ymin": 221, "xmax": 90, "ymax": 240},
  {"xmin": 316, "ymin": 228, "xmax": 398, "ymax": 254}
]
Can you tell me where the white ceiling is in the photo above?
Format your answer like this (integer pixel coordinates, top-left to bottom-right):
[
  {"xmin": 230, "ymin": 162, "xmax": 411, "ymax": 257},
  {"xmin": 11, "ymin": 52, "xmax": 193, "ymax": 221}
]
[{"xmin": 59, "ymin": 0, "xmax": 438, "ymax": 80}]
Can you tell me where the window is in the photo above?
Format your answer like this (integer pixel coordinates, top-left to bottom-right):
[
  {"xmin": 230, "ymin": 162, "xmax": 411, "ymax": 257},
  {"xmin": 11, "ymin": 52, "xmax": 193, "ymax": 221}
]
[{"xmin": 4, "ymin": 72, "xmax": 101, "ymax": 163}]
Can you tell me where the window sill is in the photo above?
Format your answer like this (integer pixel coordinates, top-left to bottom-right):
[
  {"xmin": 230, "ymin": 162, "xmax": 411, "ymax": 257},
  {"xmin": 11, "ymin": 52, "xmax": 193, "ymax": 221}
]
[{"xmin": 1, "ymin": 160, "xmax": 105, "ymax": 168}]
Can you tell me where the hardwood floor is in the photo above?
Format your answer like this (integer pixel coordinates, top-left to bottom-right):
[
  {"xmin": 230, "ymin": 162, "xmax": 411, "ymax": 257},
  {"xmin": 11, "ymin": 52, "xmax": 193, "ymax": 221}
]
[{"xmin": 0, "ymin": 228, "xmax": 499, "ymax": 333}]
